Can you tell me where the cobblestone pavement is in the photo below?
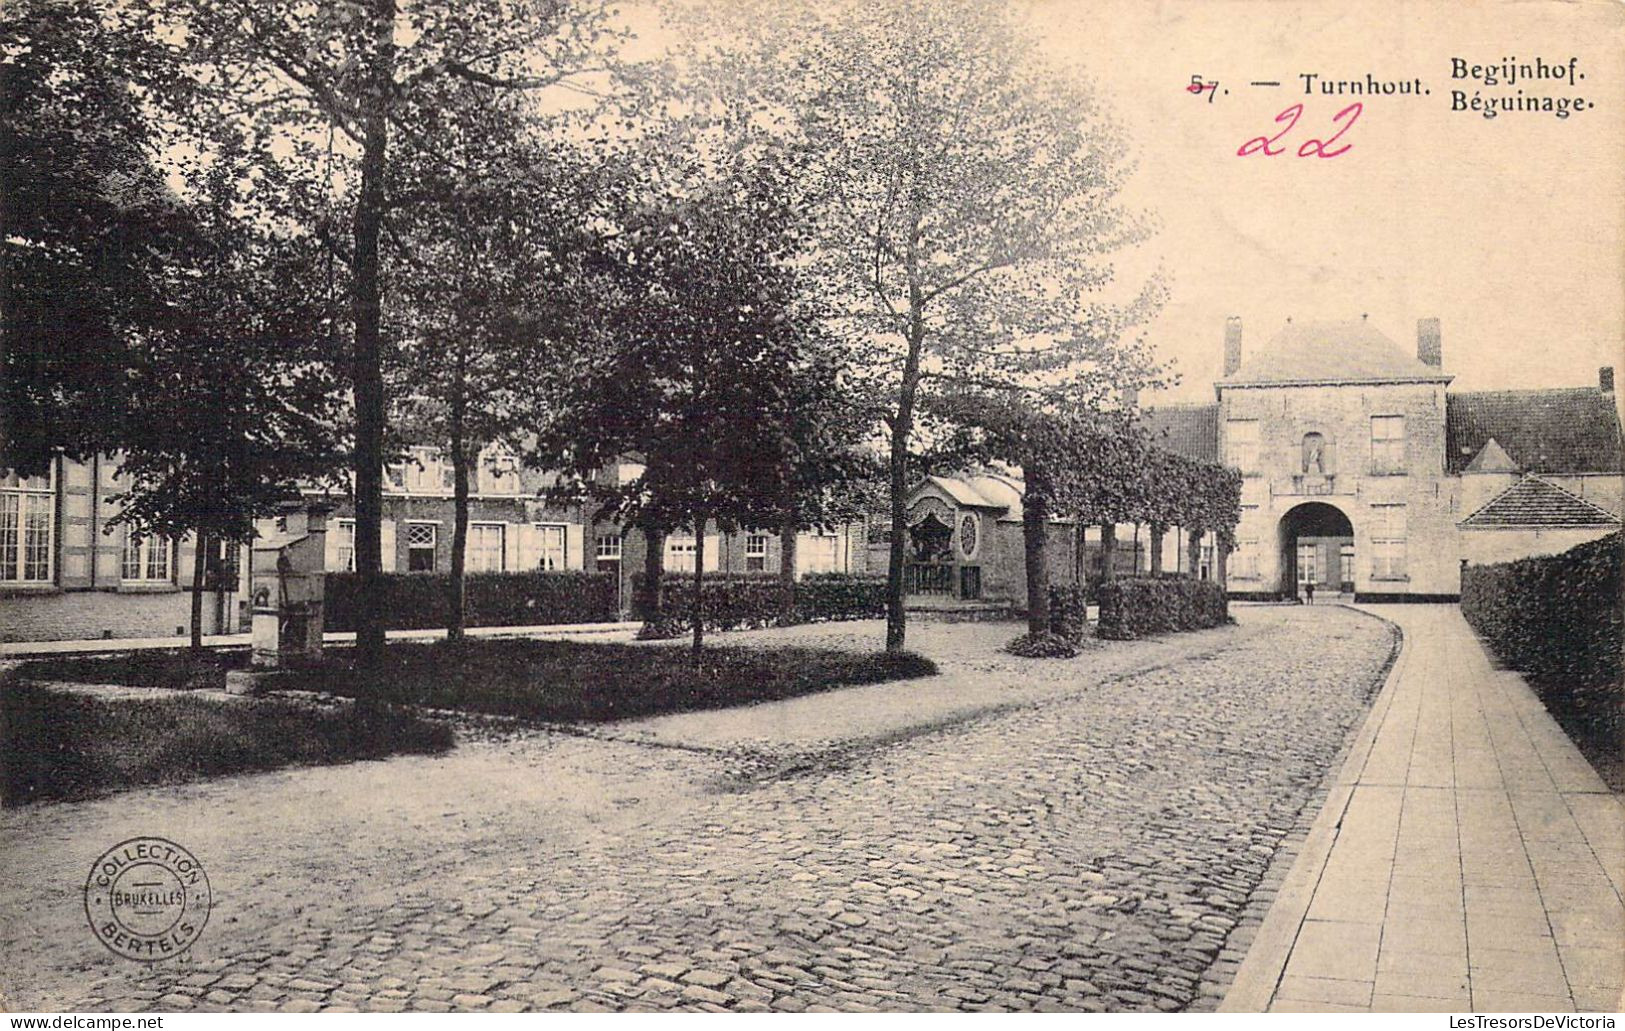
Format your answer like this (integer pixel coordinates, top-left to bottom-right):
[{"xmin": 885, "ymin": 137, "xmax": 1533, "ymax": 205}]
[{"xmin": 1, "ymin": 606, "xmax": 1396, "ymax": 1012}]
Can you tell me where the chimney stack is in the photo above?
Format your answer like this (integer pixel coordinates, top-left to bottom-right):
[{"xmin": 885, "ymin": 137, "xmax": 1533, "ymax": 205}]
[
  {"xmin": 1417, "ymin": 317, "xmax": 1442, "ymax": 368},
  {"xmin": 1601, "ymin": 366, "xmax": 1615, "ymax": 393},
  {"xmin": 1223, "ymin": 316, "xmax": 1243, "ymax": 376}
]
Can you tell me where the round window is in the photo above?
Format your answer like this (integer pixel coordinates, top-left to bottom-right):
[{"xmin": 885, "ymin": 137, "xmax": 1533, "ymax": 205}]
[{"xmin": 959, "ymin": 514, "xmax": 979, "ymax": 558}]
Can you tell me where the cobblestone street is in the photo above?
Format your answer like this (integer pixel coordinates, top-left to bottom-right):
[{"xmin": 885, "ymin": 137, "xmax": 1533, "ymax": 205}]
[{"xmin": 1, "ymin": 606, "xmax": 1397, "ymax": 1012}]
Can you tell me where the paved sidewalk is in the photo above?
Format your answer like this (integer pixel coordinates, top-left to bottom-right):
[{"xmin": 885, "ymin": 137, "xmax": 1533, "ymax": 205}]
[
  {"xmin": 1224, "ymin": 604, "xmax": 1623, "ymax": 1013},
  {"xmin": 0, "ymin": 620, "xmax": 638, "ymax": 657}
]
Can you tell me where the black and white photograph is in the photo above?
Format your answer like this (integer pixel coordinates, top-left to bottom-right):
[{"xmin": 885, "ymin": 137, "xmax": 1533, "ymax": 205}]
[{"xmin": 1, "ymin": 0, "xmax": 1621, "ymax": 1019}]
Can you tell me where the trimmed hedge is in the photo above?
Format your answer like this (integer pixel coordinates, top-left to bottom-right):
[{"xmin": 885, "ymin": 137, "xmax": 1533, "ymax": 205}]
[
  {"xmin": 1096, "ymin": 576, "xmax": 1229, "ymax": 640},
  {"xmin": 632, "ymin": 572, "xmax": 887, "ymax": 630},
  {"xmin": 1047, "ymin": 583, "xmax": 1090, "ymax": 643},
  {"xmin": 324, "ymin": 571, "xmax": 617, "ymax": 631},
  {"xmin": 1460, "ymin": 532, "xmax": 1622, "ymax": 688},
  {"xmin": 1004, "ymin": 631, "xmax": 1079, "ymax": 659}
]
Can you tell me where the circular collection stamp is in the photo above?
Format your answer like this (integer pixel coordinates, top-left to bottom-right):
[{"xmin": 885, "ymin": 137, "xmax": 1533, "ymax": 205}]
[{"xmin": 84, "ymin": 837, "xmax": 211, "ymax": 962}]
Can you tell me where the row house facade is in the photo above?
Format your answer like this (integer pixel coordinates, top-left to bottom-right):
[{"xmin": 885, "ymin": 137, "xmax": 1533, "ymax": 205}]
[{"xmin": 2, "ymin": 449, "xmax": 868, "ymax": 644}]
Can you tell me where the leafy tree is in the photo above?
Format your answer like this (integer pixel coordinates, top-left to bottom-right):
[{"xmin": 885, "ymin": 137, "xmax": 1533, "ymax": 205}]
[
  {"xmin": 0, "ymin": 0, "xmax": 185, "ymax": 474},
  {"xmin": 668, "ymin": 0, "xmax": 1165, "ymax": 651},
  {"xmin": 388, "ymin": 99, "xmax": 604, "ymax": 642},
  {"xmin": 2, "ymin": 0, "xmax": 345, "ymax": 651},
  {"xmin": 540, "ymin": 159, "xmax": 843, "ymax": 653}
]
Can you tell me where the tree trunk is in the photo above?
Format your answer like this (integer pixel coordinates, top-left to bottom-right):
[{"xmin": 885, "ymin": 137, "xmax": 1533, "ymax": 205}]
[
  {"xmin": 640, "ymin": 523, "xmax": 665, "ymax": 621},
  {"xmin": 1023, "ymin": 491, "xmax": 1050, "ymax": 636},
  {"xmin": 449, "ymin": 451, "xmax": 469, "ymax": 644},
  {"xmin": 448, "ymin": 347, "xmax": 469, "ymax": 644},
  {"xmin": 886, "ymin": 332, "xmax": 925, "ymax": 654},
  {"xmin": 691, "ymin": 511, "xmax": 706, "ymax": 656},
  {"xmin": 1100, "ymin": 523, "xmax": 1117, "ymax": 580},
  {"xmin": 349, "ymin": 0, "xmax": 396, "ymax": 670},
  {"xmin": 1189, "ymin": 529, "xmax": 1204, "ymax": 579},
  {"xmin": 1217, "ymin": 541, "xmax": 1230, "ymax": 591},
  {"xmin": 1150, "ymin": 522, "xmax": 1165, "ymax": 576},
  {"xmin": 779, "ymin": 496, "xmax": 798, "ymax": 626},
  {"xmin": 189, "ymin": 530, "xmax": 207, "ymax": 655}
]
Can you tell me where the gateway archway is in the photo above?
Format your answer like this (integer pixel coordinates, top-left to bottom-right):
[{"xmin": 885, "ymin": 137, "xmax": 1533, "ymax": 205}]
[{"xmin": 1278, "ymin": 501, "xmax": 1355, "ymax": 598}]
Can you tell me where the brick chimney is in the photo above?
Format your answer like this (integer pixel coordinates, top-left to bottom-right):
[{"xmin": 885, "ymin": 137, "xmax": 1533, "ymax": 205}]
[
  {"xmin": 1417, "ymin": 317, "xmax": 1442, "ymax": 367},
  {"xmin": 1223, "ymin": 316, "xmax": 1243, "ymax": 376},
  {"xmin": 1602, "ymin": 366, "xmax": 1615, "ymax": 393}
]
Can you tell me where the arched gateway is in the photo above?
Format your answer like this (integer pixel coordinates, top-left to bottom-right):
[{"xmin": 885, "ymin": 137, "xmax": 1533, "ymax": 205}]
[{"xmin": 1278, "ymin": 501, "xmax": 1355, "ymax": 597}]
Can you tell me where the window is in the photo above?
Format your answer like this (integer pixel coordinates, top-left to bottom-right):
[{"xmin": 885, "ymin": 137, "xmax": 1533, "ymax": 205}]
[
  {"xmin": 532, "ymin": 524, "xmax": 566, "ymax": 570},
  {"xmin": 334, "ymin": 519, "xmax": 357, "ymax": 572},
  {"xmin": 469, "ymin": 523, "xmax": 506, "ymax": 572},
  {"xmin": 122, "ymin": 532, "xmax": 172, "ymax": 583},
  {"xmin": 1370, "ymin": 416, "xmax": 1406, "ymax": 474},
  {"xmin": 1297, "ymin": 542, "xmax": 1317, "ymax": 585},
  {"xmin": 1371, "ymin": 504, "xmax": 1407, "ymax": 579},
  {"xmin": 1, "ymin": 469, "xmax": 54, "ymax": 583},
  {"xmin": 798, "ymin": 532, "xmax": 840, "ymax": 575},
  {"xmin": 406, "ymin": 522, "xmax": 438, "ymax": 573},
  {"xmin": 595, "ymin": 534, "xmax": 622, "ymax": 561},
  {"xmin": 1200, "ymin": 542, "xmax": 1215, "ymax": 581},
  {"xmin": 745, "ymin": 534, "xmax": 768, "ymax": 572},
  {"xmin": 1340, "ymin": 543, "xmax": 1356, "ymax": 586},
  {"xmin": 1226, "ymin": 420, "xmax": 1260, "ymax": 476},
  {"xmin": 1234, "ymin": 537, "xmax": 1261, "ymax": 579}
]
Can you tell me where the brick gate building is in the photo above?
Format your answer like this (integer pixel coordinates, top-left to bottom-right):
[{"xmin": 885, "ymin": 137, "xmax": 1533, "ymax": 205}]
[{"xmin": 1143, "ymin": 317, "xmax": 1623, "ymax": 601}]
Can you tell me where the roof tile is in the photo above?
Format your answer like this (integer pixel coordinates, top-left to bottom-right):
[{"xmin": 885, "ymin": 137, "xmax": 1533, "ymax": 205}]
[{"xmin": 1446, "ymin": 389, "xmax": 1623, "ymax": 475}]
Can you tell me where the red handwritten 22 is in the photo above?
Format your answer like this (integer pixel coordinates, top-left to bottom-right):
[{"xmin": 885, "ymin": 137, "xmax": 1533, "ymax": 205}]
[{"xmin": 1238, "ymin": 102, "xmax": 1362, "ymax": 158}]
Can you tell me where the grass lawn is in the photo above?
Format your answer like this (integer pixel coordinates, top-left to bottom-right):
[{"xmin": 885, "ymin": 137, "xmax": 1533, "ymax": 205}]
[
  {"xmin": 0, "ymin": 680, "xmax": 454, "ymax": 807},
  {"xmin": 15, "ymin": 639, "xmax": 939, "ymax": 724}
]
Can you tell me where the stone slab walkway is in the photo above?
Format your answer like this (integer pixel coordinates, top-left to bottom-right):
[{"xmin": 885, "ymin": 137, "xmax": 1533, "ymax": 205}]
[{"xmin": 1223, "ymin": 604, "xmax": 1623, "ymax": 1014}]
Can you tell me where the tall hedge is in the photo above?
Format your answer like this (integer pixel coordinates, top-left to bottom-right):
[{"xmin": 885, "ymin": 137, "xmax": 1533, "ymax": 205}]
[
  {"xmin": 1096, "ymin": 577, "xmax": 1228, "ymax": 640},
  {"xmin": 1047, "ymin": 583, "xmax": 1089, "ymax": 643},
  {"xmin": 632, "ymin": 572, "xmax": 886, "ymax": 630},
  {"xmin": 1460, "ymin": 532, "xmax": 1622, "ymax": 688},
  {"xmin": 324, "ymin": 571, "xmax": 617, "ymax": 632}
]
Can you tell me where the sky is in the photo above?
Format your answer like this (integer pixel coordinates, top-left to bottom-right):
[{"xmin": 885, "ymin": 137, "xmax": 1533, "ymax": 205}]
[{"xmin": 1019, "ymin": 0, "xmax": 1625, "ymax": 404}]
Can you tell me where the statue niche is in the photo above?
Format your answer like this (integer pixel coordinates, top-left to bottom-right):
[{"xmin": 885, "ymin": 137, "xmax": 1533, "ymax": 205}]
[{"xmin": 1302, "ymin": 432, "xmax": 1334, "ymax": 476}]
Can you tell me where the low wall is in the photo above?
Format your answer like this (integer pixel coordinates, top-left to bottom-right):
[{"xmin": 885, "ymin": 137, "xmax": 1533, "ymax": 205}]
[{"xmin": 0, "ymin": 590, "xmax": 237, "ymax": 644}]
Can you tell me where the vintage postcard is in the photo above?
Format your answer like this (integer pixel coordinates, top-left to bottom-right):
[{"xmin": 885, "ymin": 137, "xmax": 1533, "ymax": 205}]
[{"xmin": 1, "ymin": 0, "xmax": 1621, "ymax": 1020}]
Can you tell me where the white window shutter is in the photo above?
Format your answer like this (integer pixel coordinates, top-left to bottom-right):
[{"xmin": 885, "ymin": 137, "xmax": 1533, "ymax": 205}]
[
  {"xmin": 565, "ymin": 523, "xmax": 584, "ymax": 570},
  {"xmin": 379, "ymin": 520, "xmax": 396, "ymax": 572},
  {"xmin": 705, "ymin": 534, "xmax": 720, "ymax": 572},
  {"xmin": 324, "ymin": 524, "xmax": 342, "ymax": 571},
  {"xmin": 517, "ymin": 523, "xmax": 541, "ymax": 569}
]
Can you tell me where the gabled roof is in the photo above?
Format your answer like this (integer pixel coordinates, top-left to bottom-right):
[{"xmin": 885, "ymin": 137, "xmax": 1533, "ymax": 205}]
[
  {"xmin": 1141, "ymin": 403, "xmax": 1220, "ymax": 463},
  {"xmin": 1463, "ymin": 437, "xmax": 1519, "ymax": 474},
  {"xmin": 1223, "ymin": 319, "xmax": 1452, "ymax": 387},
  {"xmin": 920, "ymin": 474, "xmax": 1004, "ymax": 510},
  {"xmin": 1459, "ymin": 475, "xmax": 1622, "ymax": 528},
  {"xmin": 1446, "ymin": 388, "xmax": 1624, "ymax": 475}
]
